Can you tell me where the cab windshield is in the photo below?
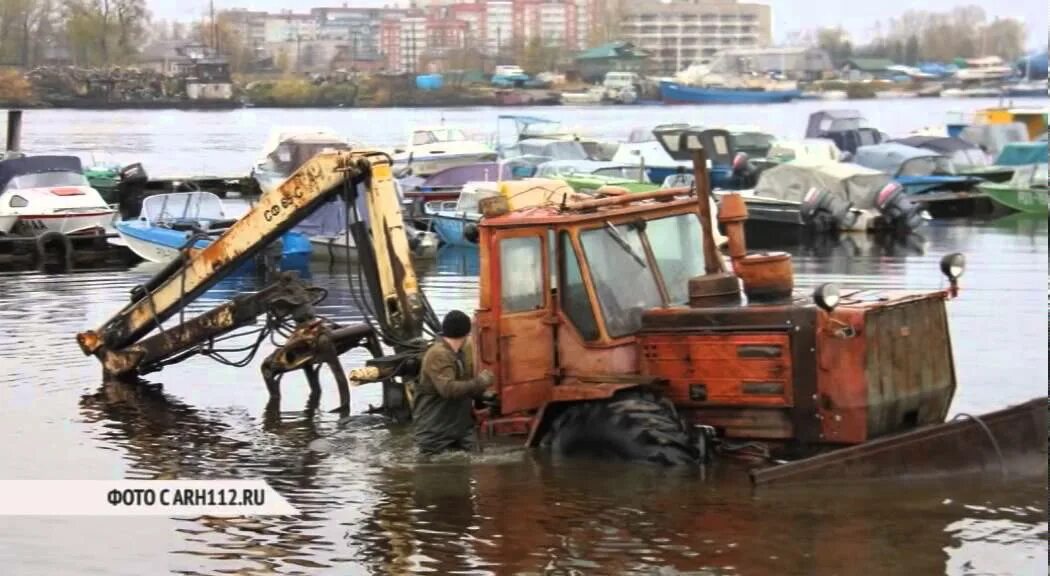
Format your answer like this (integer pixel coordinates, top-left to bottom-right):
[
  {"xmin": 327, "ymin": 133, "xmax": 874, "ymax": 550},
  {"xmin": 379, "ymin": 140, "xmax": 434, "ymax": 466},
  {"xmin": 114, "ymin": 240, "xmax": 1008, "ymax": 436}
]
[{"xmin": 578, "ymin": 213, "xmax": 705, "ymax": 338}]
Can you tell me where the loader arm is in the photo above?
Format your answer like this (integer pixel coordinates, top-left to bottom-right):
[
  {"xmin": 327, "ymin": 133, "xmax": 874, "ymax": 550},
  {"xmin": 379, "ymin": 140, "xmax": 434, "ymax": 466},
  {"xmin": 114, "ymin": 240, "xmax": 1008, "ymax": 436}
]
[{"xmin": 77, "ymin": 149, "xmax": 434, "ymax": 380}]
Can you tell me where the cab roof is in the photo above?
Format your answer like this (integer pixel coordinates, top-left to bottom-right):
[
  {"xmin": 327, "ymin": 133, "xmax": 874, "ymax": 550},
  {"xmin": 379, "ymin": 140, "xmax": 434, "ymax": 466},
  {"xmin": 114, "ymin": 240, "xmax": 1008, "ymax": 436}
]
[{"xmin": 479, "ymin": 192, "xmax": 698, "ymax": 228}]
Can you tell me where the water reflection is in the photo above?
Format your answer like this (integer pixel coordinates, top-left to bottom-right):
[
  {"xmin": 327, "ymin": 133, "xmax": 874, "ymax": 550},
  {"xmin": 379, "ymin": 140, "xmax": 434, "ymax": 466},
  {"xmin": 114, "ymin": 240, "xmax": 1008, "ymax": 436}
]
[
  {"xmin": 0, "ymin": 208, "xmax": 1039, "ymax": 575},
  {"xmin": 71, "ymin": 374, "xmax": 1049, "ymax": 575}
]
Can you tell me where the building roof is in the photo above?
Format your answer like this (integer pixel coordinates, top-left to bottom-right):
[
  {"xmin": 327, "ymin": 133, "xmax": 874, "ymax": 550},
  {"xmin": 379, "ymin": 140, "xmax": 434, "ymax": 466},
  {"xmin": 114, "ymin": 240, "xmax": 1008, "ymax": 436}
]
[
  {"xmin": 576, "ymin": 42, "xmax": 649, "ymax": 61},
  {"xmin": 846, "ymin": 58, "xmax": 896, "ymax": 72}
]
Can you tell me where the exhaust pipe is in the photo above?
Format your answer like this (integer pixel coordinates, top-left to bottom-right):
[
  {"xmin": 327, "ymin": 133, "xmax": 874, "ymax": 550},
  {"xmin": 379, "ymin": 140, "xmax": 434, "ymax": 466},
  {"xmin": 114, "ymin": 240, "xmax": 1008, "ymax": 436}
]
[{"xmin": 5, "ymin": 110, "xmax": 22, "ymax": 153}]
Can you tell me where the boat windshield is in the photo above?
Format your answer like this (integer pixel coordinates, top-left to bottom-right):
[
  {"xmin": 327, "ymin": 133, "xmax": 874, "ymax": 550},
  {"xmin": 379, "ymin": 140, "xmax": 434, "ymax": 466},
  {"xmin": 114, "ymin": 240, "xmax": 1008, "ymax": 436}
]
[
  {"xmin": 579, "ymin": 213, "xmax": 705, "ymax": 338},
  {"xmin": 732, "ymin": 132, "xmax": 775, "ymax": 156},
  {"xmin": 142, "ymin": 192, "xmax": 226, "ymax": 225},
  {"xmin": 3, "ymin": 171, "xmax": 88, "ymax": 191},
  {"xmin": 532, "ymin": 141, "xmax": 589, "ymax": 161},
  {"xmin": 593, "ymin": 166, "xmax": 649, "ymax": 181},
  {"xmin": 521, "ymin": 122, "xmax": 566, "ymax": 138},
  {"xmin": 413, "ymin": 128, "xmax": 468, "ymax": 146},
  {"xmin": 454, "ymin": 185, "xmax": 500, "ymax": 213}
]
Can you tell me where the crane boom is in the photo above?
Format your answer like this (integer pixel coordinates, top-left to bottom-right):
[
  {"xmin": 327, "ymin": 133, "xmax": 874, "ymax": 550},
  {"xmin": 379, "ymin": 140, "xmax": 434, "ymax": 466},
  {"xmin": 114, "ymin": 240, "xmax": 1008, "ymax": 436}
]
[{"xmin": 77, "ymin": 149, "xmax": 435, "ymax": 413}]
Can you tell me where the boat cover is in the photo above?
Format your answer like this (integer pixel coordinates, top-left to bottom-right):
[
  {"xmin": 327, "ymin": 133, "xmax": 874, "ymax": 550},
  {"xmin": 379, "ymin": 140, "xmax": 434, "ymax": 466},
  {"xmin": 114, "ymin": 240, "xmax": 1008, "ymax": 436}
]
[
  {"xmin": 958, "ymin": 123, "xmax": 1029, "ymax": 156},
  {"xmin": 892, "ymin": 136, "xmax": 979, "ymax": 154},
  {"xmin": 854, "ymin": 143, "xmax": 940, "ymax": 174},
  {"xmin": 754, "ymin": 161, "xmax": 891, "ymax": 209},
  {"xmin": 892, "ymin": 136, "xmax": 990, "ymax": 168},
  {"xmin": 0, "ymin": 155, "xmax": 83, "ymax": 191},
  {"xmin": 806, "ymin": 110, "xmax": 866, "ymax": 137},
  {"xmin": 994, "ymin": 142, "xmax": 1050, "ymax": 166}
]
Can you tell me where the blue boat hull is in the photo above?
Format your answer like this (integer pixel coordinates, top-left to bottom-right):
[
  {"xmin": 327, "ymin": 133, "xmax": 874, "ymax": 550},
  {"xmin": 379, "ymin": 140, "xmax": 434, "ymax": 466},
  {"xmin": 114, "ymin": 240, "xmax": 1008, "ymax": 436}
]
[
  {"xmin": 430, "ymin": 213, "xmax": 478, "ymax": 248},
  {"xmin": 116, "ymin": 221, "xmax": 311, "ymax": 272},
  {"xmin": 660, "ymin": 81, "xmax": 802, "ymax": 104},
  {"xmin": 896, "ymin": 175, "xmax": 980, "ymax": 196}
]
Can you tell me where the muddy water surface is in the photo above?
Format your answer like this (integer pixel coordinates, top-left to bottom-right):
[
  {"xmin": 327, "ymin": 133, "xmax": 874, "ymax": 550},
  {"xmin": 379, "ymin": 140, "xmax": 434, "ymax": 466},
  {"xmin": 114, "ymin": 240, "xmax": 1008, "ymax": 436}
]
[{"xmin": 0, "ymin": 104, "xmax": 1046, "ymax": 575}]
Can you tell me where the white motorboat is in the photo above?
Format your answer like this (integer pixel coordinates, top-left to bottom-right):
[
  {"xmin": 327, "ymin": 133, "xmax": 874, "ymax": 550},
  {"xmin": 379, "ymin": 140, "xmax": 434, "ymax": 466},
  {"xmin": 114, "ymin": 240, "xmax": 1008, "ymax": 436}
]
[
  {"xmin": 0, "ymin": 155, "xmax": 116, "ymax": 236},
  {"xmin": 310, "ymin": 227, "xmax": 439, "ymax": 264},
  {"xmin": 296, "ymin": 189, "xmax": 440, "ymax": 265},
  {"xmin": 560, "ymin": 86, "xmax": 605, "ymax": 105},
  {"xmin": 392, "ymin": 126, "xmax": 497, "ymax": 177},
  {"xmin": 251, "ymin": 128, "xmax": 351, "ymax": 195}
]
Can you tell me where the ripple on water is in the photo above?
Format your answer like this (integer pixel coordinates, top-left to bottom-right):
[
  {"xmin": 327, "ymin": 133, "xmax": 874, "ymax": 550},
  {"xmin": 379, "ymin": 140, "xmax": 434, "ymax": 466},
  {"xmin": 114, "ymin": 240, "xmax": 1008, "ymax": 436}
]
[{"xmin": 0, "ymin": 198, "xmax": 1046, "ymax": 574}]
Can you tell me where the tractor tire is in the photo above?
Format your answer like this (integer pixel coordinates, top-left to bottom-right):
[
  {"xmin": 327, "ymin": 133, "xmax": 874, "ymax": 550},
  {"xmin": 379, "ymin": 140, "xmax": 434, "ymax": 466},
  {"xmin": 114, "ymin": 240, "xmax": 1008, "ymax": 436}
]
[{"xmin": 542, "ymin": 392, "xmax": 701, "ymax": 466}]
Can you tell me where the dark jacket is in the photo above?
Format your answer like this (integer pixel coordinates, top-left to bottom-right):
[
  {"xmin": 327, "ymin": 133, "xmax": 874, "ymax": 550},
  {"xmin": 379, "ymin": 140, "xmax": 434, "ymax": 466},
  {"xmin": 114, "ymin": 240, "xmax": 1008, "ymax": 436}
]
[{"xmin": 413, "ymin": 338, "xmax": 485, "ymax": 455}]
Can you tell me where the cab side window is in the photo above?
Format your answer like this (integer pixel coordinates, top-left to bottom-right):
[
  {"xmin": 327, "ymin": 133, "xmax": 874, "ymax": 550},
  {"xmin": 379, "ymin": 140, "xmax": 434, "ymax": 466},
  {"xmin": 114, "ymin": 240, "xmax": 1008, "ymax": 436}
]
[
  {"xmin": 500, "ymin": 236, "xmax": 544, "ymax": 313},
  {"xmin": 559, "ymin": 232, "xmax": 599, "ymax": 341}
]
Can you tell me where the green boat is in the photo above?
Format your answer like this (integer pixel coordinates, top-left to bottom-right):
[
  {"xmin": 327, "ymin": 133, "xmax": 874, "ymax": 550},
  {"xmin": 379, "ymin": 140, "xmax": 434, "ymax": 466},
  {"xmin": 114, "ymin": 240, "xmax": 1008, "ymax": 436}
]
[
  {"xmin": 561, "ymin": 172, "xmax": 659, "ymax": 194},
  {"xmin": 80, "ymin": 152, "xmax": 124, "ymax": 203},
  {"xmin": 977, "ymin": 163, "xmax": 1048, "ymax": 215}
]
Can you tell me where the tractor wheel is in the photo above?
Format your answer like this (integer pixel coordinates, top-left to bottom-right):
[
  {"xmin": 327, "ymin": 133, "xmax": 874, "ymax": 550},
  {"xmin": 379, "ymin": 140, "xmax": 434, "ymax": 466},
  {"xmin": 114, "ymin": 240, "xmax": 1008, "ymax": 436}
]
[{"xmin": 542, "ymin": 392, "xmax": 701, "ymax": 466}]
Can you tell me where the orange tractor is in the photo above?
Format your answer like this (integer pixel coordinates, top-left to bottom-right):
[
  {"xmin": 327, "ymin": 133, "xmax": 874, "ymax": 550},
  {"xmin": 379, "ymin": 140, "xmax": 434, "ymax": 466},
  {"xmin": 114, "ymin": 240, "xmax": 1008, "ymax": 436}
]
[{"xmin": 77, "ymin": 138, "xmax": 969, "ymax": 471}]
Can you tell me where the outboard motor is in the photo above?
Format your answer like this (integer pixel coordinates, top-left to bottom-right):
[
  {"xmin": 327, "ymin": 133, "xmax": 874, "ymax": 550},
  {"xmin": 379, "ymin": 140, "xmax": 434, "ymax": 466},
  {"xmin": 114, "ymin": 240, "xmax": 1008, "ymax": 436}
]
[
  {"xmin": 731, "ymin": 152, "xmax": 758, "ymax": 189},
  {"xmin": 116, "ymin": 162, "xmax": 149, "ymax": 220},
  {"xmin": 875, "ymin": 182, "xmax": 925, "ymax": 232},
  {"xmin": 800, "ymin": 187, "xmax": 858, "ymax": 232}
]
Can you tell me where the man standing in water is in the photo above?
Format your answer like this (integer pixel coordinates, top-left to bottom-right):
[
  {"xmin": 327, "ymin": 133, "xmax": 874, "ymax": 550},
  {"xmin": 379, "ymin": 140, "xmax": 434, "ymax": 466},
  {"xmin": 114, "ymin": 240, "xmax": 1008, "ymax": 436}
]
[{"xmin": 414, "ymin": 310, "xmax": 494, "ymax": 456}]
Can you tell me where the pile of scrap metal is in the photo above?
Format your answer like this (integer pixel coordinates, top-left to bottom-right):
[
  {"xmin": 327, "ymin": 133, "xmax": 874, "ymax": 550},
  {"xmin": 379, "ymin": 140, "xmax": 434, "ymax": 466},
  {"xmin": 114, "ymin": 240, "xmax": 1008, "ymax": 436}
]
[{"xmin": 25, "ymin": 66, "xmax": 185, "ymax": 105}]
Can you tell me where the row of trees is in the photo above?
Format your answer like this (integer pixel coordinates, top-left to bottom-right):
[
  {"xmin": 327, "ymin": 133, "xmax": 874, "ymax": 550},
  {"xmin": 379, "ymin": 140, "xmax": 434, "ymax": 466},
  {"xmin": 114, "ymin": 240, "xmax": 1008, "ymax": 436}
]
[
  {"xmin": 0, "ymin": 0, "xmax": 148, "ymax": 67},
  {"xmin": 815, "ymin": 6, "xmax": 1026, "ymax": 66}
]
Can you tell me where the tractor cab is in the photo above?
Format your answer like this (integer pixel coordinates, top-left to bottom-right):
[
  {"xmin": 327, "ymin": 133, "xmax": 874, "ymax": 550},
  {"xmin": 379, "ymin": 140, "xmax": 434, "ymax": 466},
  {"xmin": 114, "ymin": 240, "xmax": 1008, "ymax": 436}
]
[
  {"xmin": 472, "ymin": 192, "xmax": 712, "ymax": 422},
  {"xmin": 472, "ymin": 139, "xmax": 963, "ymax": 457}
]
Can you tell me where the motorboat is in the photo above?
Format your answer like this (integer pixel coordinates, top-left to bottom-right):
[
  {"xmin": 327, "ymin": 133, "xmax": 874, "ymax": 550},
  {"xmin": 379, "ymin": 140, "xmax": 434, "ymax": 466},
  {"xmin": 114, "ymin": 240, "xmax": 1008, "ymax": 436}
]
[
  {"xmin": 957, "ymin": 123, "xmax": 1030, "ymax": 158},
  {"xmin": 660, "ymin": 81, "xmax": 801, "ymax": 104},
  {"xmin": 806, "ymin": 110, "xmax": 887, "ymax": 156},
  {"xmin": 495, "ymin": 115, "xmax": 617, "ymax": 161},
  {"xmin": 954, "ymin": 57, "xmax": 1015, "ymax": 83},
  {"xmin": 296, "ymin": 193, "xmax": 439, "ymax": 264},
  {"xmin": 115, "ymin": 191, "xmax": 311, "ymax": 270},
  {"xmin": 0, "ymin": 155, "xmax": 117, "ymax": 237},
  {"xmin": 251, "ymin": 128, "xmax": 351, "ymax": 195},
  {"xmin": 425, "ymin": 179, "xmax": 580, "ymax": 247},
  {"xmin": 978, "ymin": 162, "xmax": 1048, "ymax": 215},
  {"xmin": 747, "ymin": 161, "xmax": 926, "ymax": 233},
  {"xmin": 559, "ymin": 86, "xmax": 605, "ymax": 105},
  {"xmin": 766, "ymin": 139, "xmax": 843, "ymax": 164},
  {"xmin": 891, "ymin": 135, "xmax": 1010, "ymax": 181},
  {"xmin": 398, "ymin": 161, "xmax": 525, "ymax": 221},
  {"xmin": 536, "ymin": 160, "xmax": 654, "ymax": 194},
  {"xmin": 854, "ymin": 143, "xmax": 982, "ymax": 196},
  {"xmin": 853, "ymin": 143, "xmax": 986, "ymax": 217},
  {"xmin": 392, "ymin": 126, "xmax": 497, "ymax": 178},
  {"xmin": 534, "ymin": 159, "xmax": 649, "ymax": 181}
]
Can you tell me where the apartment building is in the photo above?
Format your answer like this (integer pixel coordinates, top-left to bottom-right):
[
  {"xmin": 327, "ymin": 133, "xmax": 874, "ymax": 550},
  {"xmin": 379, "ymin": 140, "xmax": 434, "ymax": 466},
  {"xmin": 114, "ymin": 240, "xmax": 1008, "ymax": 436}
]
[
  {"xmin": 263, "ymin": 11, "xmax": 320, "ymax": 43},
  {"xmin": 620, "ymin": 0, "xmax": 772, "ymax": 74},
  {"xmin": 219, "ymin": 9, "xmax": 268, "ymax": 51}
]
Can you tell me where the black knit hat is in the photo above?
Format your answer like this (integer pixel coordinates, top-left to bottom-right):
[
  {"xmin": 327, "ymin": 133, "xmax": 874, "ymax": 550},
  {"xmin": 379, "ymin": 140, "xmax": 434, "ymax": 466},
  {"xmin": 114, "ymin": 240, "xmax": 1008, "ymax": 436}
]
[{"xmin": 441, "ymin": 310, "xmax": 472, "ymax": 338}]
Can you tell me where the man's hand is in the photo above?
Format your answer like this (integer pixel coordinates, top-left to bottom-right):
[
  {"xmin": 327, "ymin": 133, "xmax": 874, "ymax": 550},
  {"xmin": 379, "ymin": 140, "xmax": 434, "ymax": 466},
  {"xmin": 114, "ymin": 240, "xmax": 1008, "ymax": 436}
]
[{"xmin": 476, "ymin": 369, "xmax": 495, "ymax": 389}]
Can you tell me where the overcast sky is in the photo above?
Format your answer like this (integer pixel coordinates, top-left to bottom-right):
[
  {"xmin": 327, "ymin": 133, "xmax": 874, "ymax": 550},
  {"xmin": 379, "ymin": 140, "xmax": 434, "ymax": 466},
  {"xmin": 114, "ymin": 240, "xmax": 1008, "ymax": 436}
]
[{"xmin": 151, "ymin": 0, "xmax": 1048, "ymax": 49}]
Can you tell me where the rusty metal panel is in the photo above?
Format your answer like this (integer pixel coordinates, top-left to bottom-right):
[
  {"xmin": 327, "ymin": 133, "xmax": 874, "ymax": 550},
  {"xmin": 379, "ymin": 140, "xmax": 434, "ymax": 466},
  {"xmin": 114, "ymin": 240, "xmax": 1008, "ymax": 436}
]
[
  {"xmin": 679, "ymin": 406, "xmax": 795, "ymax": 439},
  {"xmin": 864, "ymin": 296, "xmax": 955, "ymax": 438},
  {"xmin": 752, "ymin": 398, "xmax": 1047, "ymax": 486},
  {"xmin": 642, "ymin": 332, "xmax": 793, "ymax": 408}
]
